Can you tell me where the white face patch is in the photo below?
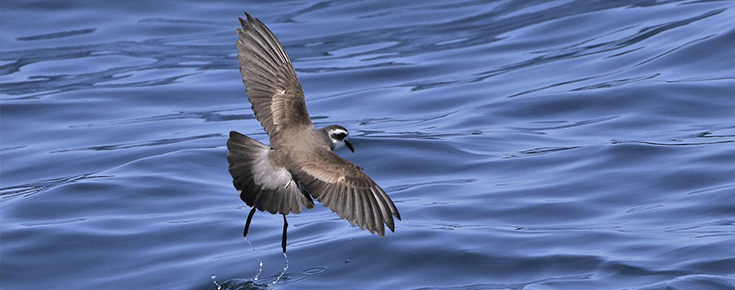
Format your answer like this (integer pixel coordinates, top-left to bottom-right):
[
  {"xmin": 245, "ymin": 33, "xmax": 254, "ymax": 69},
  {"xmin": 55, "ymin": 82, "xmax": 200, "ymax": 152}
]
[
  {"xmin": 328, "ymin": 128, "xmax": 349, "ymax": 147},
  {"xmin": 329, "ymin": 128, "xmax": 348, "ymax": 140},
  {"xmin": 332, "ymin": 139, "xmax": 346, "ymax": 150}
]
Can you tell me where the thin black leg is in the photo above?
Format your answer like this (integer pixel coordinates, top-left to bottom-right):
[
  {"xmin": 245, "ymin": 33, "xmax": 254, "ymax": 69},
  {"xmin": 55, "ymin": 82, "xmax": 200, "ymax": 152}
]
[
  {"xmin": 281, "ymin": 214, "xmax": 288, "ymax": 253},
  {"xmin": 243, "ymin": 207, "xmax": 257, "ymax": 237}
]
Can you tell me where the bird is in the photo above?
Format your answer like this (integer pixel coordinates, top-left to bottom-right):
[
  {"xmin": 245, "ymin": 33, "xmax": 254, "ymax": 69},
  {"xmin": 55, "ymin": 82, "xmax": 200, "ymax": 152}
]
[{"xmin": 226, "ymin": 12, "xmax": 401, "ymax": 253}]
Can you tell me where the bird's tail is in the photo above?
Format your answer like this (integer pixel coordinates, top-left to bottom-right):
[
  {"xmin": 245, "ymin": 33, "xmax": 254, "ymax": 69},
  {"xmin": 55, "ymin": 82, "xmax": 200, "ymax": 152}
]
[{"xmin": 226, "ymin": 131, "xmax": 314, "ymax": 215}]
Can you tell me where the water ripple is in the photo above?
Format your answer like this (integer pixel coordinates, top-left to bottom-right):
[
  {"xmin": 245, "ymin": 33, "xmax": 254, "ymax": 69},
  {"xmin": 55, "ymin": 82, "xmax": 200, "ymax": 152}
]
[
  {"xmin": 50, "ymin": 133, "xmax": 221, "ymax": 153},
  {"xmin": 17, "ymin": 28, "xmax": 97, "ymax": 41},
  {"xmin": 0, "ymin": 173, "xmax": 110, "ymax": 202}
]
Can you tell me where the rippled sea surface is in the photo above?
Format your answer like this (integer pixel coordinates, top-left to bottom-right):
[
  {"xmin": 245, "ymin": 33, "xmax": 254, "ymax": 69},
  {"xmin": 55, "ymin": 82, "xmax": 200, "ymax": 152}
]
[{"xmin": 3, "ymin": 1, "xmax": 735, "ymax": 289}]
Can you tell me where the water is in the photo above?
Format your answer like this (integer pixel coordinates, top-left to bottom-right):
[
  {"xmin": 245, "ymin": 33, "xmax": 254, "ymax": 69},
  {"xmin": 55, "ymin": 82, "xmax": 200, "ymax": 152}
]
[{"xmin": 2, "ymin": 0, "xmax": 735, "ymax": 289}]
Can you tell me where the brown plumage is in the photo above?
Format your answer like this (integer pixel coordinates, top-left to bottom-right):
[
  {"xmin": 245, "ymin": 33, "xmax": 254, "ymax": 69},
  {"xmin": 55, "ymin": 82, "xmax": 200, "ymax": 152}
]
[{"xmin": 227, "ymin": 13, "xmax": 400, "ymax": 252}]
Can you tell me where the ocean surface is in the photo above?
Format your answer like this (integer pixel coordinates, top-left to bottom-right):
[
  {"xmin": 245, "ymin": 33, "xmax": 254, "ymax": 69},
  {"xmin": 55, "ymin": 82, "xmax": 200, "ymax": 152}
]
[{"xmin": 2, "ymin": 1, "xmax": 735, "ymax": 289}]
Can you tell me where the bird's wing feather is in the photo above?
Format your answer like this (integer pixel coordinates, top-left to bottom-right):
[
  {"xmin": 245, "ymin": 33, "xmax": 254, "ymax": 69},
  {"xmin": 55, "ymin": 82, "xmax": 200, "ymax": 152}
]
[
  {"xmin": 237, "ymin": 13, "xmax": 312, "ymax": 141},
  {"xmin": 293, "ymin": 148, "xmax": 400, "ymax": 236}
]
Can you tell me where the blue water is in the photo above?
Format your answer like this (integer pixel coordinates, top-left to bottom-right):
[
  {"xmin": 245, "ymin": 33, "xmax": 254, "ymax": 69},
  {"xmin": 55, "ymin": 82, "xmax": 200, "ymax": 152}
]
[{"xmin": 2, "ymin": 0, "xmax": 735, "ymax": 289}]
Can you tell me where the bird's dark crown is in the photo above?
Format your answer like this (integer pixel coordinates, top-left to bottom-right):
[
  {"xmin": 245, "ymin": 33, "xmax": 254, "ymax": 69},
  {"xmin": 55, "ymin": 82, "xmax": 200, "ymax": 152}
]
[{"xmin": 323, "ymin": 125, "xmax": 349, "ymax": 141}]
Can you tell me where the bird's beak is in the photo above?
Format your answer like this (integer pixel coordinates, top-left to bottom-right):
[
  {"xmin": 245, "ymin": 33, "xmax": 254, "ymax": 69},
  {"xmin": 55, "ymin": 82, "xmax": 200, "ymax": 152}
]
[{"xmin": 345, "ymin": 139, "xmax": 354, "ymax": 153}]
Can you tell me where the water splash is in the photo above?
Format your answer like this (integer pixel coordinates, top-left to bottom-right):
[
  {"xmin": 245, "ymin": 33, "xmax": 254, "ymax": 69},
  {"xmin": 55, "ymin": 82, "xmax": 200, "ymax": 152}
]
[
  {"xmin": 269, "ymin": 252, "xmax": 289, "ymax": 287},
  {"xmin": 244, "ymin": 237, "xmax": 263, "ymax": 281},
  {"xmin": 244, "ymin": 237, "xmax": 288, "ymax": 287},
  {"xmin": 211, "ymin": 274, "xmax": 221, "ymax": 290}
]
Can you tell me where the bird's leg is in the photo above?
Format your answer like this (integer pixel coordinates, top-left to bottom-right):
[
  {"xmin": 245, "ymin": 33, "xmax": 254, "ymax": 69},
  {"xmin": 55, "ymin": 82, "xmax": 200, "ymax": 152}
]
[
  {"xmin": 243, "ymin": 207, "xmax": 257, "ymax": 237},
  {"xmin": 281, "ymin": 214, "xmax": 288, "ymax": 253}
]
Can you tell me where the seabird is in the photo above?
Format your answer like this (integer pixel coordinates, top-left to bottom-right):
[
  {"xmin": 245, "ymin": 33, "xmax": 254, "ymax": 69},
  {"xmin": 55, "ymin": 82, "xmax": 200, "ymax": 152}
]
[{"xmin": 227, "ymin": 13, "xmax": 401, "ymax": 253}]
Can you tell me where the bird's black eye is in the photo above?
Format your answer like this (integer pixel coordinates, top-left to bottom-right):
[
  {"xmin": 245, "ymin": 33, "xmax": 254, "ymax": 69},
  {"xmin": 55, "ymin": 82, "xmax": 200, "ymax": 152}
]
[{"xmin": 331, "ymin": 132, "xmax": 347, "ymax": 140}]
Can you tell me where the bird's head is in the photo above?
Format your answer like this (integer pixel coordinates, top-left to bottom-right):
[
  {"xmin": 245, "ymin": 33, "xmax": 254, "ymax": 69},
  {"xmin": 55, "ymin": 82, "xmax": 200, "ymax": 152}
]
[{"xmin": 323, "ymin": 125, "xmax": 354, "ymax": 152}]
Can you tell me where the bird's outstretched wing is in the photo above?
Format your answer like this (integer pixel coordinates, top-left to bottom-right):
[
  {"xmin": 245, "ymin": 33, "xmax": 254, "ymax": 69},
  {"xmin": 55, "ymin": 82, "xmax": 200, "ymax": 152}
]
[
  {"xmin": 237, "ymin": 13, "xmax": 313, "ymax": 141},
  {"xmin": 293, "ymin": 149, "xmax": 401, "ymax": 236}
]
